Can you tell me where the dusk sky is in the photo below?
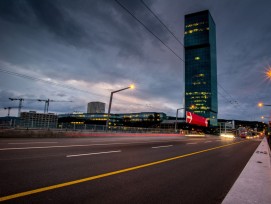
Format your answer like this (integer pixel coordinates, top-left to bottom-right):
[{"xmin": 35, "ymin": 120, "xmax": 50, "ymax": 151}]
[{"xmin": 0, "ymin": 0, "xmax": 270, "ymax": 122}]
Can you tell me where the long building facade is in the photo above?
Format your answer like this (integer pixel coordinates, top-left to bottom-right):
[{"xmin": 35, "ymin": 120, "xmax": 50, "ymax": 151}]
[
  {"xmin": 184, "ymin": 10, "xmax": 218, "ymax": 126},
  {"xmin": 58, "ymin": 112, "xmax": 167, "ymax": 128}
]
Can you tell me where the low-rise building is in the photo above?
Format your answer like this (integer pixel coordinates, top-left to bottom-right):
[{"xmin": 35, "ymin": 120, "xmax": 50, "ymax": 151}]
[
  {"xmin": 20, "ymin": 111, "xmax": 58, "ymax": 128},
  {"xmin": 87, "ymin": 102, "xmax": 105, "ymax": 113}
]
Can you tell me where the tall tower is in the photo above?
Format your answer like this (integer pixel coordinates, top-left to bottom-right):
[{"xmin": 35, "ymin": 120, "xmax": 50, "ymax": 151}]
[{"xmin": 184, "ymin": 10, "xmax": 218, "ymax": 126}]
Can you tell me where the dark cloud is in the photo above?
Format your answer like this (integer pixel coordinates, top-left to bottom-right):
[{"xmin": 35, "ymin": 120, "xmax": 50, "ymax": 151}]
[
  {"xmin": 0, "ymin": 0, "xmax": 270, "ymax": 121},
  {"xmin": 27, "ymin": 0, "xmax": 88, "ymax": 46},
  {"xmin": 0, "ymin": 0, "xmax": 90, "ymax": 48},
  {"xmin": 0, "ymin": 0, "xmax": 34, "ymax": 24}
]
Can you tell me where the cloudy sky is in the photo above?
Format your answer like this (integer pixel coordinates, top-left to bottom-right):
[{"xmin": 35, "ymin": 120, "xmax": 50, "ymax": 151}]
[{"xmin": 0, "ymin": 0, "xmax": 270, "ymax": 122}]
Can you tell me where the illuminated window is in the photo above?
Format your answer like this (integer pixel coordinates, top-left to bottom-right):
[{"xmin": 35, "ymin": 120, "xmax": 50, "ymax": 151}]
[{"xmin": 193, "ymin": 82, "xmax": 202, "ymax": 85}]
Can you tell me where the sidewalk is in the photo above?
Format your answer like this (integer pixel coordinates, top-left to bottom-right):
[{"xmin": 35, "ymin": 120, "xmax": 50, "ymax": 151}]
[{"xmin": 222, "ymin": 137, "xmax": 271, "ymax": 204}]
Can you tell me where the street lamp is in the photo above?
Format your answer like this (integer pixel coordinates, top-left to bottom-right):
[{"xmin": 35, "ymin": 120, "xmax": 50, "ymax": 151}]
[
  {"xmin": 258, "ymin": 102, "xmax": 271, "ymax": 107},
  {"xmin": 261, "ymin": 116, "xmax": 268, "ymax": 120},
  {"xmin": 258, "ymin": 103, "xmax": 271, "ymax": 123},
  {"xmin": 175, "ymin": 108, "xmax": 184, "ymax": 133},
  {"xmin": 265, "ymin": 67, "xmax": 271, "ymax": 80},
  {"xmin": 105, "ymin": 84, "xmax": 135, "ymax": 131}
]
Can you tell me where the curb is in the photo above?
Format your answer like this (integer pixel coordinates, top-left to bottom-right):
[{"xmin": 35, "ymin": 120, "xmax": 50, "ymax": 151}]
[{"xmin": 222, "ymin": 137, "xmax": 271, "ymax": 204}]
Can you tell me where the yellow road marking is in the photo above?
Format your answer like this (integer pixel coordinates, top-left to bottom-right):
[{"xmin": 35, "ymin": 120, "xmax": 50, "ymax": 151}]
[{"xmin": 0, "ymin": 141, "xmax": 247, "ymax": 202}]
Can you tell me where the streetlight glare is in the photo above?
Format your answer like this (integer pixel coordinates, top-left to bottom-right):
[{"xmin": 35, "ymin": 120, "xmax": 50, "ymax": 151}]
[
  {"xmin": 130, "ymin": 84, "xmax": 135, "ymax": 89},
  {"xmin": 258, "ymin": 102, "xmax": 263, "ymax": 107},
  {"xmin": 265, "ymin": 67, "xmax": 271, "ymax": 79}
]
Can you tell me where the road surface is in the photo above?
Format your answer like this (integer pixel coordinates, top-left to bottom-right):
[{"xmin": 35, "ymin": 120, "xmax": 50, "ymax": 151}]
[{"xmin": 0, "ymin": 136, "xmax": 260, "ymax": 203}]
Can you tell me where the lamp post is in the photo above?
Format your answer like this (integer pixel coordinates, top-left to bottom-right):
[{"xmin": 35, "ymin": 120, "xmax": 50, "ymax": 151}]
[
  {"xmin": 106, "ymin": 84, "xmax": 135, "ymax": 131},
  {"xmin": 258, "ymin": 102, "xmax": 271, "ymax": 107},
  {"xmin": 261, "ymin": 116, "xmax": 270, "ymax": 120},
  {"xmin": 258, "ymin": 103, "xmax": 271, "ymax": 123},
  {"xmin": 175, "ymin": 108, "xmax": 184, "ymax": 133}
]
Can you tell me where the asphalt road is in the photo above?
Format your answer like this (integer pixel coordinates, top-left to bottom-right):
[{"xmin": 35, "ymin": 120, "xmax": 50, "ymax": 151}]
[{"xmin": 0, "ymin": 136, "xmax": 260, "ymax": 204}]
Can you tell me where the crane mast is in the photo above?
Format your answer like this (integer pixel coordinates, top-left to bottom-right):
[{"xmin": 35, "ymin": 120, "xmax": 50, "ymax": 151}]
[{"xmin": 9, "ymin": 98, "xmax": 24, "ymax": 117}]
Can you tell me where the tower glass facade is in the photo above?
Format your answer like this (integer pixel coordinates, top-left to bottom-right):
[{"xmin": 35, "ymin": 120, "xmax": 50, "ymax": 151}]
[{"xmin": 184, "ymin": 10, "xmax": 218, "ymax": 126}]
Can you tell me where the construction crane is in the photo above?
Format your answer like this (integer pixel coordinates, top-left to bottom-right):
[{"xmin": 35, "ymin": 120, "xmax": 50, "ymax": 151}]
[
  {"xmin": 9, "ymin": 98, "xmax": 42, "ymax": 116},
  {"xmin": 9, "ymin": 97, "xmax": 72, "ymax": 115},
  {"xmin": 9, "ymin": 98, "xmax": 24, "ymax": 117},
  {"xmin": 3, "ymin": 107, "xmax": 16, "ymax": 117},
  {"xmin": 37, "ymin": 99, "xmax": 73, "ymax": 113}
]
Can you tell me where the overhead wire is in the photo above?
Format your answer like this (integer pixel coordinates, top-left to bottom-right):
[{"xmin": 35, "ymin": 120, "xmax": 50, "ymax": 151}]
[
  {"xmin": 0, "ymin": 67, "xmax": 125, "ymax": 102},
  {"xmin": 114, "ymin": 0, "xmax": 184, "ymax": 62},
  {"xmin": 1, "ymin": 1, "xmax": 242, "ymax": 116},
  {"xmin": 0, "ymin": 67, "xmax": 163, "ymax": 113},
  {"xmin": 140, "ymin": 0, "xmax": 184, "ymax": 46},
  {"xmin": 0, "ymin": 68, "xmax": 101, "ymax": 97},
  {"xmin": 115, "ymin": 0, "xmax": 242, "ymax": 111},
  {"xmin": 218, "ymin": 83, "xmax": 239, "ymax": 106}
]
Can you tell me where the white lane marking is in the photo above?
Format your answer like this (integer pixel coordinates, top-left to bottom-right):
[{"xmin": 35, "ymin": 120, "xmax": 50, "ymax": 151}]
[
  {"xmin": 8, "ymin": 142, "xmax": 58, "ymax": 145},
  {"xmin": 187, "ymin": 143, "xmax": 197, "ymax": 145},
  {"xmin": 66, "ymin": 150, "xmax": 121, "ymax": 158},
  {"xmin": 204, "ymin": 141, "xmax": 212, "ymax": 143},
  {"xmin": 0, "ymin": 140, "xmax": 187, "ymax": 151},
  {"xmin": 152, "ymin": 145, "xmax": 173, "ymax": 149}
]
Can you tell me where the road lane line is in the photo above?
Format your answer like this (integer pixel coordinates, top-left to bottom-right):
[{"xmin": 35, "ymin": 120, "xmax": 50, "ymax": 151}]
[
  {"xmin": 66, "ymin": 150, "xmax": 121, "ymax": 158},
  {"xmin": 0, "ymin": 140, "xmax": 248, "ymax": 202},
  {"xmin": 0, "ymin": 140, "xmax": 187, "ymax": 151},
  {"xmin": 187, "ymin": 143, "xmax": 197, "ymax": 145},
  {"xmin": 152, "ymin": 145, "xmax": 173, "ymax": 149},
  {"xmin": 8, "ymin": 142, "xmax": 58, "ymax": 145}
]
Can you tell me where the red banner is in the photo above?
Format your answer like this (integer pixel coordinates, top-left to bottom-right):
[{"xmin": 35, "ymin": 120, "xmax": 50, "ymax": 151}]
[{"xmin": 186, "ymin": 111, "xmax": 208, "ymax": 127}]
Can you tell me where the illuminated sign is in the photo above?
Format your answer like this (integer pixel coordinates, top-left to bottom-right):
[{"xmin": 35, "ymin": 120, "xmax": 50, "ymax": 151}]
[{"xmin": 186, "ymin": 111, "xmax": 208, "ymax": 127}]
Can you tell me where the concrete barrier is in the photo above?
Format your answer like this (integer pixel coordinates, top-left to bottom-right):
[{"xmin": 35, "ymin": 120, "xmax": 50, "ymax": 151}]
[
  {"xmin": 0, "ymin": 129, "xmax": 185, "ymax": 138},
  {"xmin": 222, "ymin": 137, "xmax": 271, "ymax": 204},
  {"xmin": 0, "ymin": 129, "xmax": 66, "ymax": 138},
  {"xmin": 64, "ymin": 132, "xmax": 185, "ymax": 137}
]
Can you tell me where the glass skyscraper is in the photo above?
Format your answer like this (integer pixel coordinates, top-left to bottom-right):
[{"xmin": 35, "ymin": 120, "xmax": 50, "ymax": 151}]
[{"xmin": 184, "ymin": 10, "xmax": 218, "ymax": 126}]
